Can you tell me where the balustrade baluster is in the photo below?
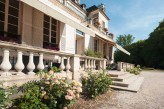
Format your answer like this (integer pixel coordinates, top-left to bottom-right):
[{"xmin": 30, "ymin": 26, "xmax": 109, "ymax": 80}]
[
  {"xmin": 27, "ymin": 53, "xmax": 35, "ymax": 75},
  {"xmin": 60, "ymin": 56, "xmax": 65, "ymax": 73},
  {"xmin": 15, "ymin": 51, "xmax": 25, "ymax": 75},
  {"xmin": 66, "ymin": 57, "xmax": 71, "ymax": 73},
  {"xmin": 37, "ymin": 53, "xmax": 44, "ymax": 71},
  {"xmin": 0, "ymin": 49, "xmax": 12, "ymax": 76}
]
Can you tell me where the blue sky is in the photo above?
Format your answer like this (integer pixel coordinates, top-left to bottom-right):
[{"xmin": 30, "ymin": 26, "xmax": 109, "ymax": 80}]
[{"xmin": 81, "ymin": 0, "xmax": 164, "ymax": 42}]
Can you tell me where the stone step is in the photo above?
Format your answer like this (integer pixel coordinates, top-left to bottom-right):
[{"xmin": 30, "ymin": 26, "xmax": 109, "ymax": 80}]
[
  {"xmin": 108, "ymin": 71, "xmax": 129, "ymax": 77},
  {"xmin": 111, "ymin": 73, "xmax": 134, "ymax": 82},
  {"xmin": 112, "ymin": 75, "xmax": 138, "ymax": 87},
  {"xmin": 110, "ymin": 77, "xmax": 144, "ymax": 92}
]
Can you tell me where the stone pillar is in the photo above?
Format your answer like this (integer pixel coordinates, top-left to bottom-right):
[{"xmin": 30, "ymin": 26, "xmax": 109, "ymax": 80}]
[
  {"xmin": 37, "ymin": 53, "xmax": 44, "ymax": 71},
  {"xmin": 102, "ymin": 59, "xmax": 107, "ymax": 69},
  {"xmin": 27, "ymin": 53, "xmax": 35, "ymax": 75},
  {"xmin": 15, "ymin": 51, "xmax": 25, "ymax": 75},
  {"xmin": 0, "ymin": 49, "xmax": 12, "ymax": 76}
]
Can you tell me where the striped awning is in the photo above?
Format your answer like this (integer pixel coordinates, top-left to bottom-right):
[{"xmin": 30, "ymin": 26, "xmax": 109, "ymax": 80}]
[
  {"xmin": 20, "ymin": 0, "xmax": 95, "ymax": 37},
  {"xmin": 115, "ymin": 44, "xmax": 130, "ymax": 55}
]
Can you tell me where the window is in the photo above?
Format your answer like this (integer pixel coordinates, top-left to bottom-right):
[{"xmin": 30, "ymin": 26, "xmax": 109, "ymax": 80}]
[
  {"xmin": 94, "ymin": 39, "xmax": 98, "ymax": 52},
  {"xmin": 0, "ymin": 0, "xmax": 5, "ymax": 31},
  {"xmin": 0, "ymin": 0, "xmax": 20, "ymax": 43},
  {"xmin": 103, "ymin": 43, "xmax": 106, "ymax": 57},
  {"xmin": 43, "ymin": 15, "xmax": 58, "ymax": 50}
]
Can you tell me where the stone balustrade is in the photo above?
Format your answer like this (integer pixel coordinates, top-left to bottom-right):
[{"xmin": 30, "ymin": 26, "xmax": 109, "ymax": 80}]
[
  {"xmin": 0, "ymin": 41, "xmax": 73, "ymax": 87},
  {"xmin": 117, "ymin": 61, "xmax": 135, "ymax": 72},
  {"xmin": 0, "ymin": 41, "xmax": 107, "ymax": 87}
]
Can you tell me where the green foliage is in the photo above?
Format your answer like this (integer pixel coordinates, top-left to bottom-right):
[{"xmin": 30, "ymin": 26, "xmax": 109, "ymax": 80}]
[
  {"xmin": 81, "ymin": 70, "xmax": 112, "ymax": 98},
  {"xmin": 115, "ymin": 20, "xmax": 164, "ymax": 69},
  {"xmin": 0, "ymin": 85, "xmax": 17, "ymax": 109},
  {"xmin": 11, "ymin": 73, "xmax": 82, "ymax": 109},
  {"xmin": 0, "ymin": 88, "xmax": 7, "ymax": 108},
  {"xmin": 84, "ymin": 49, "xmax": 103, "ymax": 58},
  {"xmin": 127, "ymin": 65, "xmax": 142, "ymax": 75},
  {"xmin": 51, "ymin": 66, "xmax": 61, "ymax": 72},
  {"xmin": 115, "ymin": 40, "xmax": 146, "ymax": 66},
  {"xmin": 116, "ymin": 34, "xmax": 135, "ymax": 47}
]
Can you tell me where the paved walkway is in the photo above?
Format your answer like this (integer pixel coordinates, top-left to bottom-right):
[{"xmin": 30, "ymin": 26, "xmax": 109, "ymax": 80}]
[{"xmin": 97, "ymin": 70, "xmax": 164, "ymax": 109}]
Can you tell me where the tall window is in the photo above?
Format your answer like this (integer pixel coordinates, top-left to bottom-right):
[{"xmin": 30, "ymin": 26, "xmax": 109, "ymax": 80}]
[
  {"xmin": 8, "ymin": 0, "xmax": 19, "ymax": 34},
  {"xmin": 94, "ymin": 39, "xmax": 98, "ymax": 52},
  {"xmin": 103, "ymin": 43, "xmax": 106, "ymax": 57},
  {"xmin": 0, "ymin": 0, "xmax": 20, "ymax": 43},
  {"xmin": 0, "ymin": 0, "xmax": 5, "ymax": 31},
  {"xmin": 102, "ymin": 21, "xmax": 105, "ymax": 28},
  {"xmin": 43, "ymin": 15, "xmax": 58, "ymax": 49}
]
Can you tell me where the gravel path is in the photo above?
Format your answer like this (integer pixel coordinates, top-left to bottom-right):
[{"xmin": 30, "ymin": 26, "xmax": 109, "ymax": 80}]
[{"xmin": 97, "ymin": 70, "xmax": 164, "ymax": 109}]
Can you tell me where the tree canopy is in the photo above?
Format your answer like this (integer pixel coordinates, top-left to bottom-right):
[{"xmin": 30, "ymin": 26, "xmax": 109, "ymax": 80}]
[
  {"xmin": 114, "ymin": 20, "xmax": 164, "ymax": 69},
  {"xmin": 116, "ymin": 34, "xmax": 135, "ymax": 47}
]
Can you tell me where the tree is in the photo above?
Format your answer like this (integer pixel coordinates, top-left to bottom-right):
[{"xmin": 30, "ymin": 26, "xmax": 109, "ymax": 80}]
[
  {"xmin": 116, "ymin": 34, "xmax": 135, "ymax": 47},
  {"xmin": 142, "ymin": 20, "xmax": 164, "ymax": 69}
]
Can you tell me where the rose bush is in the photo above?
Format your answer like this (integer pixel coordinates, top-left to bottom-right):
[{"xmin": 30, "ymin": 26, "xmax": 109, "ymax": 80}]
[
  {"xmin": 81, "ymin": 70, "xmax": 112, "ymax": 98},
  {"xmin": 11, "ymin": 70, "xmax": 82, "ymax": 109}
]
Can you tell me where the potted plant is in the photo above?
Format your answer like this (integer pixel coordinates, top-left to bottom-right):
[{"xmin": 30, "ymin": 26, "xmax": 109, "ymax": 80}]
[
  {"xmin": 95, "ymin": 21, "xmax": 100, "ymax": 27},
  {"xmin": 103, "ymin": 28, "xmax": 108, "ymax": 32}
]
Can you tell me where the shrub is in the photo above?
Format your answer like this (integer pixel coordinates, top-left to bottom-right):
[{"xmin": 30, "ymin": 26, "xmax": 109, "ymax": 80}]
[
  {"xmin": 0, "ymin": 85, "xmax": 16, "ymax": 109},
  {"xmin": 11, "ymin": 71, "xmax": 82, "ymax": 109},
  {"xmin": 81, "ymin": 70, "xmax": 112, "ymax": 98},
  {"xmin": 84, "ymin": 49, "xmax": 96, "ymax": 57},
  {"xmin": 127, "ymin": 65, "xmax": 142, "ymax": 75},
  {"xmin": 84, "ymin": 49, "xmax": 103, "ymax": 58}
]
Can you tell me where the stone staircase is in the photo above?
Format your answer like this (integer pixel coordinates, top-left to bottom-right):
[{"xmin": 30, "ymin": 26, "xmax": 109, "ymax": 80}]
[{"xmin": 108, "ymin": 71, "xmax": 144, "ymax": 92}]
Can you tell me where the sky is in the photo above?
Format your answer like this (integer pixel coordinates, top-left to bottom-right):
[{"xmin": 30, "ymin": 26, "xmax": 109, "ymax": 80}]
[{"xmin": 81, "ymin": 0, "xmax": 164, "ymax": 42}]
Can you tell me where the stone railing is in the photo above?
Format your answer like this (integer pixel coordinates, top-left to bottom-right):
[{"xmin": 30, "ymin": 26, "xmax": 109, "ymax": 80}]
[
  {"xmin": 0, "ymin": 41, "xmax": 73, "ymax": 87},
  {"xmin": 117, "ymin": 62, "xmax": 135, "ymax": 72},
  {"xmin": 0, "ymin": 41, "xmax": 106, "ymax": 87}
]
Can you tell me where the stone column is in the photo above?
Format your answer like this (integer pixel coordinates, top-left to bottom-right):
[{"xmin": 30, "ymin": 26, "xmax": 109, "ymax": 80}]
[
  {"xmin": 27, "ymin": 53, "xmax": 35, "ymax": 75},
  {"xmin": 15, "ymin": 51, "xmax": 25, "ymax": 75},
  {"xmin": 0, "ymin": 49, "xmax": 12, "ymax": 76}
]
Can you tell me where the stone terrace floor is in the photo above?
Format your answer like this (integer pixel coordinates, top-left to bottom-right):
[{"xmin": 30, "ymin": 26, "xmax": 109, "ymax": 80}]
[{"xmin": 96, "ymin": 70, "xmax": 164, "ymax": 109}]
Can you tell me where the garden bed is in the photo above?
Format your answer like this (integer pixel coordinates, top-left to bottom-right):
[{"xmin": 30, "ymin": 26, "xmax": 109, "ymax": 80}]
[{"xmin": 70, "ymin": 89, "xmax": 113, "ymax": 109}]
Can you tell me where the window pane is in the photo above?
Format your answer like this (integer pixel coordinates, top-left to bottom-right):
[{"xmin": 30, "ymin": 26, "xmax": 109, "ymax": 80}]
[
  {"xmin": 44, "ymin": 28, "xmax": 49, "ymax": 35},
  {"xmin": 8, "ymin": 24, "xmax": 18, "ymax": 34},
  {"xmin": 0, "ymin": 0, "xmax": 5, "ymax": 3},
  {"xmin": 51, "ymin": 24, "xmax": 56, "ymax": 31},
  {"xmin": 9, "ymin": 6, "xmax": 19, "ymax": 17},
  {"xmin": 9, "ymin": 0, "xmax": 19, "ymax": 8},
  {"xmin": 0, "ymin": 21, "xmax": 4, "ymax": 31},
  {"xmin": 51, "ymin": 43, "xmax": 57, "ymax": 47},
  {"xmin": 51, "ymin": 37, "xmax": 56, "ymax": 44},
  {"xmin": 43, "ymin": 35, "xmax": 49, "ymax": 42},
  {"xmin": 51, "ymin": 31, "xmax": 56, "ymax": 37},
  {"xmin": 44, "ymin": 15, "xmax": 50, "ymax": 22},
  {"xmin": 52, "ymin": 19, "xmax": 57, "ymax": 25},
  {"xmin": 0, "ymin": 12, "xmax": 4, "ymax": 21},
  {"xmin": 44, "ymin": 21, "xmax": 49, "ymax": 29},
  {"xmin": 0, "ymin": 2, "xmax": 5, "ymax": 12},
  {"xmin": 8, "ymin": 15, "xmax": 18, "ymax": 25}
]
